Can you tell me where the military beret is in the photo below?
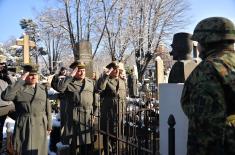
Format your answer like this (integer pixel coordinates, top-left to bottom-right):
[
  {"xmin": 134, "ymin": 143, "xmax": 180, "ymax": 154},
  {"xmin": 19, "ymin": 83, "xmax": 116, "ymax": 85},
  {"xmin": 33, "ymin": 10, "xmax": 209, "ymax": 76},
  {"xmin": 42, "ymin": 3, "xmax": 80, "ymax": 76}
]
[
  {"xmin": 106, "ymin": 61, "xmax": 119, "ymax": 69},
  {"xmin": 69, "ymin": 60, "xmax": 86, "ymax": 69},
  {"xmin": 0, "ymin": 55, "xmax": 7, "ymax": 64},
  {"xmin": 22, "ymin": 63, "xmax": 39, "ymax": 74}
]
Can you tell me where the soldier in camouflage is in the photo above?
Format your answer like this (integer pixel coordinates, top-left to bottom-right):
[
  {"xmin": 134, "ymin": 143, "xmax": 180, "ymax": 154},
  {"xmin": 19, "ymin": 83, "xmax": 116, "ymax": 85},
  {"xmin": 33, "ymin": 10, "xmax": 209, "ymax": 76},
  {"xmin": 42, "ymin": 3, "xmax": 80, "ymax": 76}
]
[{"xmin": 181, "ymin": 17, "xmax": 235, "ymax": 155}]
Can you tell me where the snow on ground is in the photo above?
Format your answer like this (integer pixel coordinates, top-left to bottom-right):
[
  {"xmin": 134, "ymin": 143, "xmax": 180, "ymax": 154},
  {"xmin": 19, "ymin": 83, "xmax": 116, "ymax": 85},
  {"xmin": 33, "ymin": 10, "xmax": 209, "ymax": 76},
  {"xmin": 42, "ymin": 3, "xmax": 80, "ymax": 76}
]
[
  {"xmin": 2, "ymin": 113, "xmax": 60, "ymax": 155},
  {"xmin": 3, "ymin": 117, "xmax": 15, "ymax": 138}
]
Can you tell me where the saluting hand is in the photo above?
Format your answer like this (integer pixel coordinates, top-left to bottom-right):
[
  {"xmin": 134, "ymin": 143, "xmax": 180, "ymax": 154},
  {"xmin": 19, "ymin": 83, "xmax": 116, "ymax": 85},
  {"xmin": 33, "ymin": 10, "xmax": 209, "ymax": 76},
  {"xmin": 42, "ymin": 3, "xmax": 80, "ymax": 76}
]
[
  {"xmin": 21, "ymin": 72, "xmax": 29, "ymax": 80},
  {"xmin": 104, "ymin": 67, "xmax": 113, "ymax": 75},
  {"xmin": 47, "ymin": 129, "xmax": 52, "ymax": 135},
  {"xmin": 70, "ymin": 67, "xmax": 78, "ymax": 77}
]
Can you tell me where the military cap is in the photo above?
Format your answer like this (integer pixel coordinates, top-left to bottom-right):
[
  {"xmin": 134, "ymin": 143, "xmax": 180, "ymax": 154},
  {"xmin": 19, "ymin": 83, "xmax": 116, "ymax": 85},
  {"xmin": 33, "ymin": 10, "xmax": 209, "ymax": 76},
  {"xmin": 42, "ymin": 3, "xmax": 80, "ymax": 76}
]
[
  {"xmin": 106, "ymin": 61, "xmax": 119, "ymax": 69},
  {"xmin": 0, "ymin": 55, "xmax": 7, "ymax": 64},
  {"xmin": 69, "ymin": 60, "xmax": 86, "ymax": 69},
  {"xmin": 22, "ymin": 63, "xmax": 39, "ymax": 74}
]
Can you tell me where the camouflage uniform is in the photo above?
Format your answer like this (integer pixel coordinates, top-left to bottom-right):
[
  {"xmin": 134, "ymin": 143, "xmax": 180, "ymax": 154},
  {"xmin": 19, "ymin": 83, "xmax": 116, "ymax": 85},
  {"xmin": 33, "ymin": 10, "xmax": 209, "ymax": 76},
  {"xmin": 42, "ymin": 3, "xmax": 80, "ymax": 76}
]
[{"xmin": 181, "ymin": 17, "xmax": 235, "ymax": 155}]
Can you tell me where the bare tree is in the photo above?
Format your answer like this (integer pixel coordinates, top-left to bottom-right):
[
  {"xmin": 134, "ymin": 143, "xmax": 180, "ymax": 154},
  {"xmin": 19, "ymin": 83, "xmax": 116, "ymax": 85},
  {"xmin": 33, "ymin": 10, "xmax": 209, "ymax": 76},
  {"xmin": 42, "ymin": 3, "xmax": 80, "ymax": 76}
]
[
  {"xmin": 98, "ymin": 0, "xmax": 189, "ymax": 81},
  {"xmin": 56, "ymin": 0, "xmax": 108, "ymax": 60},
  {"xmin": 128, "ymin": 0, "xmax": 190, "ymax": 82},
  {"xmin": 36, "ymin": 8, "xmax": 72, "ymax": 73},
  {"xmin": 35, "ymin": 0, "xmax": 190, "ymax": 80}
]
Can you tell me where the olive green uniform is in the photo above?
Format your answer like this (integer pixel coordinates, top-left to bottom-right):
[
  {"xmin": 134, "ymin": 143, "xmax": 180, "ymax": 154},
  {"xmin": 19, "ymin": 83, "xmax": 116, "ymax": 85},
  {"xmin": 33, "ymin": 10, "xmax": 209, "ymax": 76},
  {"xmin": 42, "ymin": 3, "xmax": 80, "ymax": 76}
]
[
  {"xmin": 1, "ymin": 80, "xmax": 52, "ymax": 155},
  {"xmin": 96, "ymin": 74, "xmax": 126, "ymax": 154},
  {"xmin": 52, "ymin": 76, "xmax": 97, "ymax": 153}
]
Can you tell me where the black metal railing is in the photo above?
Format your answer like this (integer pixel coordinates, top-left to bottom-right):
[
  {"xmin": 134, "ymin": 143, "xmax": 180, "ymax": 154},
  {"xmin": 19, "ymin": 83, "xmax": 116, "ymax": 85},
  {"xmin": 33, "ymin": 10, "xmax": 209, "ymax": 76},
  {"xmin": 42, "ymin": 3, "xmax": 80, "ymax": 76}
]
[
  {"xmin": 53, "ymin": 101, "xmax": 160, "ymax": 155},
  {"xmin": 168, "ymin": 114, "xmax": 176, "ymax": 155}
]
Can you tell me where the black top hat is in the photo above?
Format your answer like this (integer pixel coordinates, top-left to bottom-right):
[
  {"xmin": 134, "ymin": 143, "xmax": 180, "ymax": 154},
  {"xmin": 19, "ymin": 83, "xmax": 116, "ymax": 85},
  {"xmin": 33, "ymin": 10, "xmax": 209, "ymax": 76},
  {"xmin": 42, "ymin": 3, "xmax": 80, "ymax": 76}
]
[
  {"xmin": 170, "ymin": 32, "xmax": 193, "ymax": 60},
  {"xmin": 171, "ymin": 32, "xmax": 192, "ymax": 47}
]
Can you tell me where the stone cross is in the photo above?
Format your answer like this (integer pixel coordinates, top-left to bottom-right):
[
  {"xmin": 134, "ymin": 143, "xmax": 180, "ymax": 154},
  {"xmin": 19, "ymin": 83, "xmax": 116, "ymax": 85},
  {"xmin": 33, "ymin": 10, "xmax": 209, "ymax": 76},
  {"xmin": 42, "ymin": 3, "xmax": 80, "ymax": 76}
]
[{"xmin": 16, "ymin": 35, "xmax": 36, "ymax": 63}]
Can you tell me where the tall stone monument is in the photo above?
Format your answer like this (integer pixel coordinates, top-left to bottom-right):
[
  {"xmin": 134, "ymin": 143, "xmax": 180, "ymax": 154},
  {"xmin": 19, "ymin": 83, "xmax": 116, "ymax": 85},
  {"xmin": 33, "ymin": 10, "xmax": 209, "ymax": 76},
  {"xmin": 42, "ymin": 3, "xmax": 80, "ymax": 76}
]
[
  {"xmin": 155, "ymin": 56, "xmax": 165, "ymax": 99},
  {"xmin": 75, "ymin": 40, "xmax": 93, "ymax": 78},
  {"xmin": 168, "ymin": 32, "xmax": 200, "ymax": 83}
]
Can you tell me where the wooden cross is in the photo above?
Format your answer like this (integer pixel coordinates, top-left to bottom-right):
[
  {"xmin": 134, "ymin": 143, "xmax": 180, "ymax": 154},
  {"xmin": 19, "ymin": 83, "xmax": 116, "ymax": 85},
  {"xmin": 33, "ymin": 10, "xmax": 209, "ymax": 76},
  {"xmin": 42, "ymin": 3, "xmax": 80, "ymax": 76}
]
[{"xmin": 16, "ymin": 35, "xmax": 36, "ymax": 64}]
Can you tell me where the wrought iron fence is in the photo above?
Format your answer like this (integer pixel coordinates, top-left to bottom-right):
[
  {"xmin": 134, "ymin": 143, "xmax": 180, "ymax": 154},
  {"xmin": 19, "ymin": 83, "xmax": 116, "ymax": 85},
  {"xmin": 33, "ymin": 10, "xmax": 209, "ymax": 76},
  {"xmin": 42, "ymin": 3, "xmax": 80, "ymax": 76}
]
[{"xmin": 52, "ymin": 99, "xmax": 160, "ymax": 155}]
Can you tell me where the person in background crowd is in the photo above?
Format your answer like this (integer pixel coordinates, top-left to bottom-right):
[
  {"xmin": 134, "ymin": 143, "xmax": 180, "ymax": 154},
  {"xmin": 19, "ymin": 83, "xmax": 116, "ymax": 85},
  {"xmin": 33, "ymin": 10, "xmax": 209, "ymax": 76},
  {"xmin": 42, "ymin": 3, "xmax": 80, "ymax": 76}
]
[
  {"xmin": 51, "ymin": 60, "xmax": 98, "ymax": 155},
  {"xmin": 127, "ymin": 68, "xmax": 138, "ymax": 98},
  {"xmin": 51, "ymin": 66, "xmax": 68, "ymax": 143},
  {"xmin": 181, "ymin": 17, "xmax": 235, "ymax": 155},
  {"xmin": 0, "ymin": 54, "xmax": 16, "ymax": 150},
  {"xmin": 1, "ymin": 63, "xmax": 52, "ymax": 155}
]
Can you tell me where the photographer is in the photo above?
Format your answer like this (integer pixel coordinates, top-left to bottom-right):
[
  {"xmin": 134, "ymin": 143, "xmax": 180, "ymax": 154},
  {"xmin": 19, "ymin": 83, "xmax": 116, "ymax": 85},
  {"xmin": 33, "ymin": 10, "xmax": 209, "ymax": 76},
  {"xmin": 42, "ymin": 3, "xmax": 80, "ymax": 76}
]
[{"xmin": 0, "ymin": 55, "xmax": 16, "ymax": 150}]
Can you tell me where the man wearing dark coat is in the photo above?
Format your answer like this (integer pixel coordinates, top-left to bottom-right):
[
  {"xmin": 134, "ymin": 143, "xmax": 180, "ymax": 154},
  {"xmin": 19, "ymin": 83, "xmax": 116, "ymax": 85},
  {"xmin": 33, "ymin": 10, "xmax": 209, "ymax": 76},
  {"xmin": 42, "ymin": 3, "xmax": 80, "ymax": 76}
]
[
  {"xmin": 51, "ymin": 66, "xmax": 68, "ymax": 144},
  {"xmin": 96, "ymin": 61, "xmax": 126, "ymax": 155},
  {"xmin": 127, "ymin": 69, "xmax": 138, "ymax": 98},
  {"xmin": 1, "ymin": 63, "xmax": 52, "ymax": 155},
  {"xmin": 51, "ymin": 60, "xmax": 98, "ymax": 155}
]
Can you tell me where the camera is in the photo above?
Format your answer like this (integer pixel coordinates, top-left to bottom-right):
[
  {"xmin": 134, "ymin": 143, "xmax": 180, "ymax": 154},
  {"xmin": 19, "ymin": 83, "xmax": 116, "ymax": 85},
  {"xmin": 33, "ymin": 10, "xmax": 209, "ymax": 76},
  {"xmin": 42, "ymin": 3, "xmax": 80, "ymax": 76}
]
[{"xmin": 0, "ymin": 62, "xmax": 16, "ymax": 84}]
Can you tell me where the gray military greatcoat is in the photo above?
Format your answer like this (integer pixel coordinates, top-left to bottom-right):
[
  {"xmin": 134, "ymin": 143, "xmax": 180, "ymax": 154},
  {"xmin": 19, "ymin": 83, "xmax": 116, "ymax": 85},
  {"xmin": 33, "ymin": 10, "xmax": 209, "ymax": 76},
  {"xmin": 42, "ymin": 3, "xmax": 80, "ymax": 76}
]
[
  {"xmin": 1, "ymin": 80, "xmax": 52, "ymax": 155},
  {"xmin": 52, "ymin": 76, "xmax": 97, "ymax": 146},
  {"xmin": 96, "ymin": 74, "xmax": 126, "ymax": 135}
]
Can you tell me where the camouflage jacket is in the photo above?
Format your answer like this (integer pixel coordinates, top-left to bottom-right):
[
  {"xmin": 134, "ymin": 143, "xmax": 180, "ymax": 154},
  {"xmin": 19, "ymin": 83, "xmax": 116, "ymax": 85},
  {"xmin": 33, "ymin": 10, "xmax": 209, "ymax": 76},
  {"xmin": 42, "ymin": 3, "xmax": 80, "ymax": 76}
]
[{"xmin": 181, "ymin": 49, "xmax": 235, "ymax": 155}]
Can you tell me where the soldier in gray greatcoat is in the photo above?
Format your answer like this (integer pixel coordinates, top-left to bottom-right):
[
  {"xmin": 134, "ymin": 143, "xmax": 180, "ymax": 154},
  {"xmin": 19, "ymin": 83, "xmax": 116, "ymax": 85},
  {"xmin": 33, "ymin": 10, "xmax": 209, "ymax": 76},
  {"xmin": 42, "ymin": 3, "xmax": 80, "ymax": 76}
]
[
  {"xmin": 96, "ymin": 61, "xmax": 127, "ymax": 155},
  {"xmin": 51, "ymin": 60, "xmax": 98, "ymax": 155},
  {"xmin": 1, "ymin": 63, "xmax": 52, "ymax": 155}
]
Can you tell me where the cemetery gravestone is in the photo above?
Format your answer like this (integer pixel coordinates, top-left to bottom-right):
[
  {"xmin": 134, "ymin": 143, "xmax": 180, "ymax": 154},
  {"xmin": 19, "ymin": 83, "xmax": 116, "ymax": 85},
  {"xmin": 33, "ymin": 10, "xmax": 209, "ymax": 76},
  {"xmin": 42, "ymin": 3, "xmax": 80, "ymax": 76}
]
[{"xmin": 75, "ymin": 40, "xmax": 93, "ymax": 78}]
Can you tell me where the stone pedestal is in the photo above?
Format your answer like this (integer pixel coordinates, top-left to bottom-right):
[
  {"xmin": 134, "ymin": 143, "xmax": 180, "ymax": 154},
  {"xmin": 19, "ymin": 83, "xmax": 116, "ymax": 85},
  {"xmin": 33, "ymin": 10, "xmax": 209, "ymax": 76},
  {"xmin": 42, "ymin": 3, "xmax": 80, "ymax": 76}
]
[{"xmin": 159, "ymin": 83, "xmax": 188, "ymax": 155}]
